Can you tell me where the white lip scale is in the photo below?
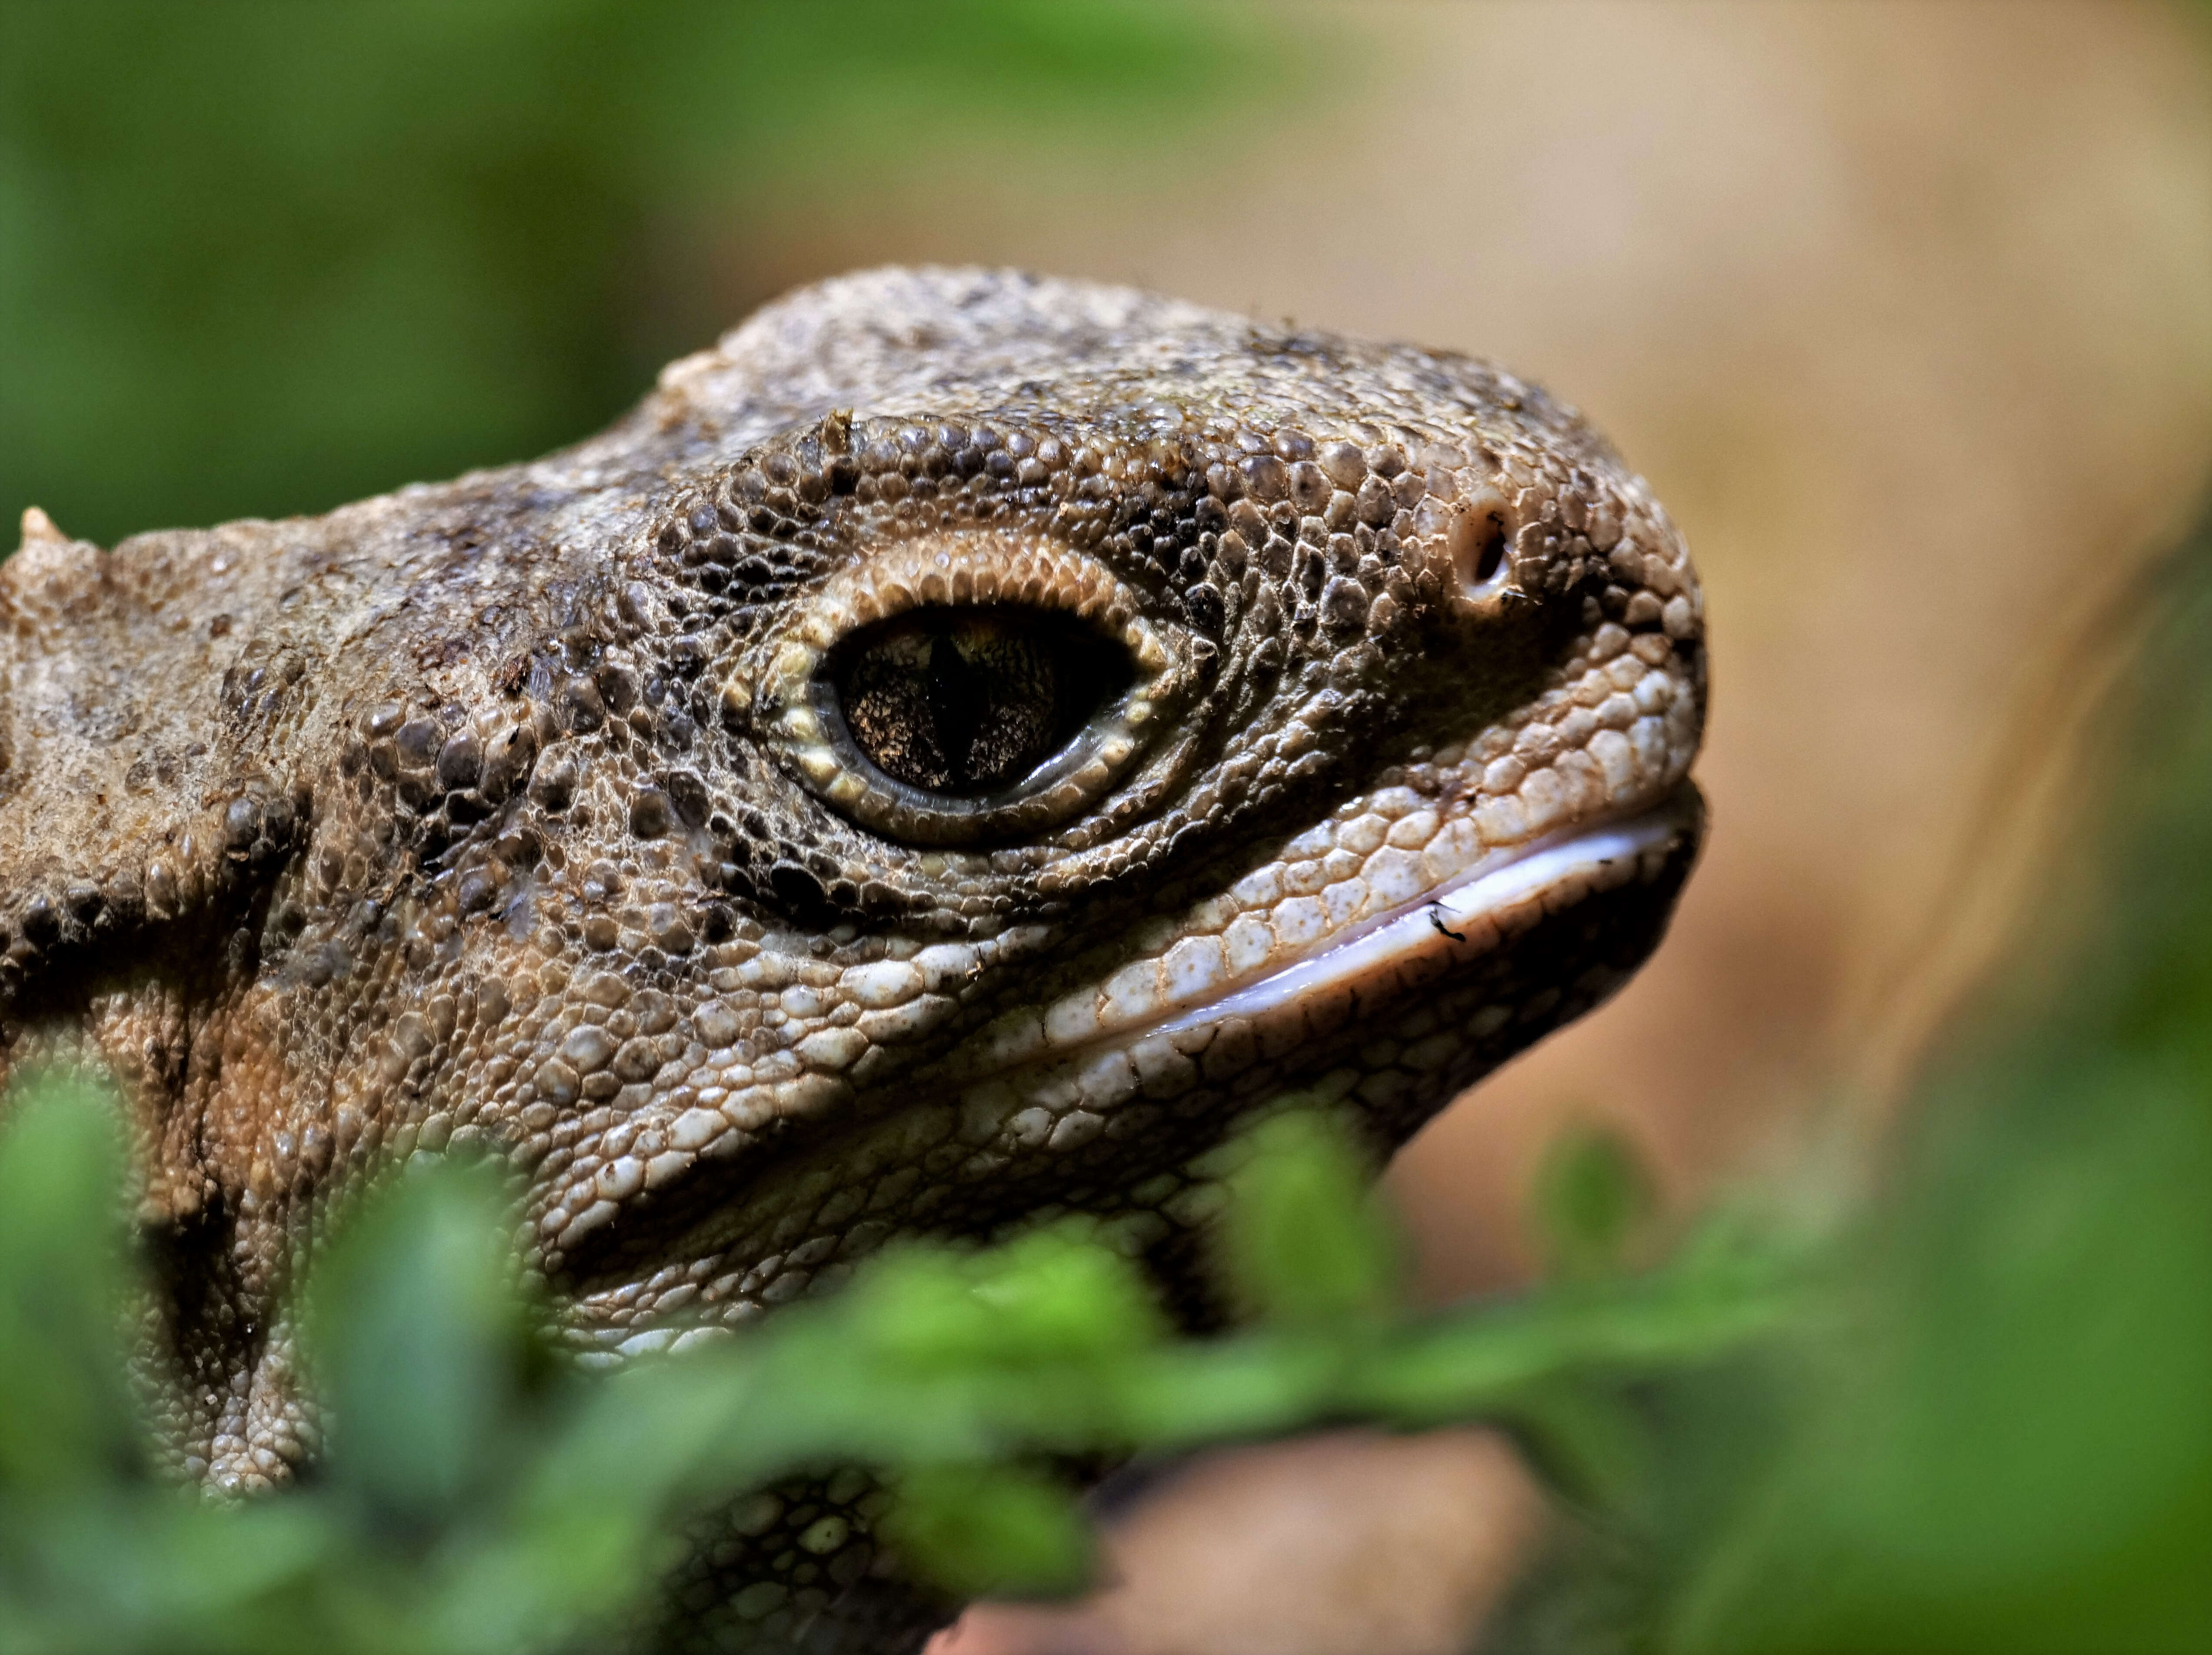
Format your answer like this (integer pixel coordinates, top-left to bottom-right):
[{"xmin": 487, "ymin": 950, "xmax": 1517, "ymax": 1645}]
[{"xmin": 1141, "ymin": 794, "xmax": 1695, "ymax": 1046}]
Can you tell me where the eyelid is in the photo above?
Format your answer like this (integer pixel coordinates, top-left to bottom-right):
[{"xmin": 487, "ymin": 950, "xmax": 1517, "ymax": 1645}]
[{"xmin": 736, "ymin": 532, "xmax": 1191, "ymax": 846}]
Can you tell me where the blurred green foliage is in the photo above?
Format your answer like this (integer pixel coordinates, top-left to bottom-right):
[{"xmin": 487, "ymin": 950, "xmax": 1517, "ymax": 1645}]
[
  {"xmin": 1677, "ymin": 516, "xmax": 2212, "ymax": 1653},
  {"xmin": 0, "ymin": 0, "xmax": 1296, "ymax": 546},
  {"xmin": 0, "ymin": 1085, "xmax": 1799, "ymax": 1652},
  {"xmin": 1494, "ymin": 512, "xmax": 2212, "ymax": 1655}
]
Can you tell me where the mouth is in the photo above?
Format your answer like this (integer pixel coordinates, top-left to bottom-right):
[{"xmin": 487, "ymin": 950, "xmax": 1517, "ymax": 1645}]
[
  {"xmin": 1070, "ymin": 785, "xmax": 1700, "ymax": 1069},
  {"xmin": 563, "ymin": 782, "xmax": 1703, "ymax": 1345},
  {"xmin": 937, "ymin": 782, "xmax": 1705, "ymax": 1144}
]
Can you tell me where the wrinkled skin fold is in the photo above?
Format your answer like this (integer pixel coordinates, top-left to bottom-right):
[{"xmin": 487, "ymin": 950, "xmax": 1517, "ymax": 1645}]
[{"xmin": 0, "ymin": 267, "xmax": 1704, "ymax": 1651}]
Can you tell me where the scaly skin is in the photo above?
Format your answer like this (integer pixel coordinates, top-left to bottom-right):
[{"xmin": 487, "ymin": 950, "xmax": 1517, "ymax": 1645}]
[{"xmin": 0, "ymin": 267, "xmax": 1704, "ymax": 1650}]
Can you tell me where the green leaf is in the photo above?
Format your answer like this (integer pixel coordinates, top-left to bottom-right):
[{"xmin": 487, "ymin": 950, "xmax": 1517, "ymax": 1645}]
[
  {"xmin": 301, "ymin": 1155, "xmax": 545, "ymax": 1527},
  {"xmin": 0, "ymin": 1070, "xmax": 142, "ymax": 1492},
  {"xmin": 837, "ymin": 1246, "xmax": 1022, "ymax": 1372},
  {"xmin": 887, "ymin": 1462, "xmax": 1094, "ymax": 1601},
  {"xmin": 1535, "ymin": 1124, "xmax": 1659, "ymax": 1282},
  {"xmin": 842, "ymin": 1228, "xmax": 1164, "ymax": 1374},
  {"xmin": 1216, "ymin": 1109, "xmax": 1404, "ymax": 1327},
  {"xmin": 1498, "ymin": 1378, "xmax": 1650, "ymax": 1511},
  {"xmin": 964, "ymin": 1226, "xmax": 1168, "ymax": 1364}
]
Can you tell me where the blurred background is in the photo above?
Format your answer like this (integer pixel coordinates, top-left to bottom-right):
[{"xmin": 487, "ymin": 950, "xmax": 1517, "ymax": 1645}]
[{"xmin": 5, "ymin": 4, "xmax": 2209, "ymax": 1652}]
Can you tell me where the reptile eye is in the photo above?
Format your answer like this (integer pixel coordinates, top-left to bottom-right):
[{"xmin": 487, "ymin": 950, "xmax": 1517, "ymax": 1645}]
[
  {"xmin": 746, "ymin": 535, "xmax": 1199, "ymax": 847},
  {"xmin": 831, "ymin": 608, "xmax": 1132, "ymax": 797}
]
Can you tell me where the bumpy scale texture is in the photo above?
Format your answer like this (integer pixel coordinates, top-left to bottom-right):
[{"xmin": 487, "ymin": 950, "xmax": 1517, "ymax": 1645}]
[{"xmin": 0, "ymin": 268, "xmax": 1705, "ymax": 1652}]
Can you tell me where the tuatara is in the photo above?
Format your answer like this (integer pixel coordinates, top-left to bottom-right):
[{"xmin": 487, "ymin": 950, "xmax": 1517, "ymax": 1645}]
[{"xmin": 0, "ymin": 267, "xmax": 1704, "ymax": 1650}]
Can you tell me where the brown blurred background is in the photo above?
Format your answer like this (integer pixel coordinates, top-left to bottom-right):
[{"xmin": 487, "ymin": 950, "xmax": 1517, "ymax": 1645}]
[
  {"xmin": 716, "ymin": 0, "xmax": 2212, "ymax": 1295},
  {"xmin": 901, "ymin": 5, "xmax": 2212, "ymax": 1650}
]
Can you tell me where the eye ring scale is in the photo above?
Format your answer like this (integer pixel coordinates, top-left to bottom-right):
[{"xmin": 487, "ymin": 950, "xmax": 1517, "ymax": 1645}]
[{"xmin": 739, "ymin": 533, "xmax": 1199, "ymax": 847}]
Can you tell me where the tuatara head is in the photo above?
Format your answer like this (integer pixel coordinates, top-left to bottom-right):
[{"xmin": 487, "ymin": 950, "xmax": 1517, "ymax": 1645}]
[{"xmin": 0, "ymin": 267, "xmax": 1702, "ymax": 1635}]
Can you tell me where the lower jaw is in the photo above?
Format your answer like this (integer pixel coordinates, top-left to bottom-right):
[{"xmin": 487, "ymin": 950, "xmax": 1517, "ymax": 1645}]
[{"xmin": 564, "ymin": 784, "xmax": 1704, "ymax": 1348}]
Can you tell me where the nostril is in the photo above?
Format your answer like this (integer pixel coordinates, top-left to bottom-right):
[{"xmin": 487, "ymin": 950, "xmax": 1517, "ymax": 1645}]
[
  {"xmin": 1448, "ymin": 503, "xmax": 1511, "ymax": 598},
  {"xmin": 1472, "ymin": 518, "xmax": 1508, "ymax": 585}
]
